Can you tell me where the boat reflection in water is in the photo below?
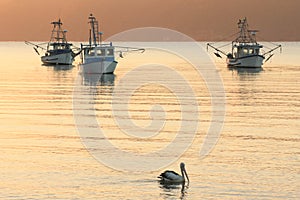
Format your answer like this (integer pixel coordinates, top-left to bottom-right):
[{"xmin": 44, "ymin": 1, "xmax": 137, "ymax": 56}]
[
  {"xmin": 229, "ymin": 66, "xmax": 263, "ymax": 82},
  {"xmin": 43, "ymin": 64, "xmax": 75, "ymax": 71},
  {"xmin": 81, "ymin": 73, "xmax": 115, "ymax": 86},
  {"xmin": 229, "ymin": 66, "xmax": 263, "ymax": 74}
]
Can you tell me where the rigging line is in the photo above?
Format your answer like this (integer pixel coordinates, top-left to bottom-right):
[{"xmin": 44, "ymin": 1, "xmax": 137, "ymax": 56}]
[
  {"xmin": 215, "ymin": 42, "xmax": 232, "ymax": 49},
  {"xmin": 263, "ymin": 45, "xmax": 274, "ymax": 50},
  {"xmin": 36, "ymin": 42, "xmax": 48, "ymax": 46},
  {"xmin": 256, "ymin": 35, "xmax": 281, "ymax": 47},
  {"xmin": 210, "ymin": 30, "xmax": 240, "ymax": 44}
]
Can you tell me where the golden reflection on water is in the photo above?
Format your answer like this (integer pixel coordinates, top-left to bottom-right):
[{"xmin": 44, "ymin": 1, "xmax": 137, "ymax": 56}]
[
  {"xmin": 89, "ymin": 49, "xmax": 212, "ymax": 155},
  {"xmin": 0, "ymin": 42, "xmax": 299, "ymax": 199}
]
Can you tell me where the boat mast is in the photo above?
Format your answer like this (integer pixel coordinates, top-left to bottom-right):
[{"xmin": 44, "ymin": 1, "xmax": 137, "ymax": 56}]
[
  {"xmin": 48, "ymin": 19, "xmax": 68, "ymax": 49},
  {"xmin": 235, "ymin": 18, "xmax": 257, "ymax": 44},
  {"xmin": 51, "ymin": 19, "xmax": 67, "ymax": 43},
  {"xmin": 88, "ymin": 14, "xmax": 100, "ymax": 46}
]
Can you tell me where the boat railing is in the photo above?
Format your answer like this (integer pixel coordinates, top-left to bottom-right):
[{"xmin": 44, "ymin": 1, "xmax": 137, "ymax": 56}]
[{"xmin": 81, "ymin": 42, "xmax": 113, "ymax": 49}]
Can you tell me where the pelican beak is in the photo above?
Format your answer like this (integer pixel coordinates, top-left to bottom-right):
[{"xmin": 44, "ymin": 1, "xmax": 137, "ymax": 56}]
[{"xmin": 184, "ymin": 168, "xmax": 189, "ymax": 183}]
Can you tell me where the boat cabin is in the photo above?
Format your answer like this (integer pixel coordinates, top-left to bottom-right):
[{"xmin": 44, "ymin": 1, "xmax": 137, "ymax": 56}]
[
  {"xmin": 84, "ymin": 46, "xmax": 114, "ymax": 57},
  {"xmin": 81, "ymin": 44, "xmax": 115, "ymax": 64},
  {"xmin": 49, "ymin": 42, "xmax": 72, "ymax": 50},
  {"xmin": 231, "ymin": 43, "xmax": 263, "ymax": 59},
  {"xmin": 45, "ymin": 42, "xmax": 73, "ymax": 56}
]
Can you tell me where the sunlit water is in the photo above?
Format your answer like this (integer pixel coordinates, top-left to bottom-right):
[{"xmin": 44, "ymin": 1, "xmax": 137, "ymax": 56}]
[{"xmin": 0, "ymin": 42, "xmax": 299, "ymax": 199}]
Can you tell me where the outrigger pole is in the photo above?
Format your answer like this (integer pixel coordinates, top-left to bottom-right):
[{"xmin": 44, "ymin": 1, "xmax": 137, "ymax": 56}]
[
  {"xmin": 263, "ymin": 44, "xmax": 282, "ymax": 56},
  {"xmin": 207, "ymin": 43, "xmax": 227, "ymax": 58},
  {"xmin": 263, "ymin": 44, "xmax": 282, "ymax": 64},
  {"xmin": 114, "ymin": 46, "xmax": 145, "ymax": 58},
  {"xmin": 25, "ymin": 41, "xmax": 47, "ymax": 55}
]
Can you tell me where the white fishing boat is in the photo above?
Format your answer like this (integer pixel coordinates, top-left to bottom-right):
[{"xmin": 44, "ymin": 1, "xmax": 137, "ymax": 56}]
[
  {"xmin": 42, "ymin": 19, "xmax": 77, "ymax": 65},
  {"xmin": 207, "ymin": 18, "xmax": 281, "ymax": 68},
  {"xmin": 80, "ymin": 14, "xmax": 117, "ymax": 74},
  {"xmin": 26, "ymin": 19, "xmax": 79, "ymax": 65}
]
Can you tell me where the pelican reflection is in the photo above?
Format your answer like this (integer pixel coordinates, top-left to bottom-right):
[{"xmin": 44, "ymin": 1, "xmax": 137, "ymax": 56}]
[{"xmin": 158, "ymin": 181, "xmax": 189, "ymax": 200}]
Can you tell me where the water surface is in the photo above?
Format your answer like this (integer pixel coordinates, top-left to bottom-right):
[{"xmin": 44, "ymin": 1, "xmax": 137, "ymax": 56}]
[{"xmin": 0, "ymin": 42, "xmax": 299, "ymax": 199}]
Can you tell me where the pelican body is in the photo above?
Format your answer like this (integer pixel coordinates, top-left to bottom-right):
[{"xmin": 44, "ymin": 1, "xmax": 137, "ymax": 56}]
[{"xmin": 158, "ymin": 162, "xmax": 189, "ymax": 183}]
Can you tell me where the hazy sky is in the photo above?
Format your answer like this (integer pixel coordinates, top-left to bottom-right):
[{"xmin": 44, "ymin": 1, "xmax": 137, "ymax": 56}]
[{"xmin": 0, "ymin": 0, "xmax": 299, "ymax": 41}]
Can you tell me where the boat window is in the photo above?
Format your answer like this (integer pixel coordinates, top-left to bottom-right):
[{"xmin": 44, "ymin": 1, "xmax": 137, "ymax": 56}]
[
  {"xmin": 249, "ymin": 48, "xmax": 254, "ymax": 54},
  {"xmin": 255, "ymin": 49, "xmax": 260, "ymax": 54},
  {"xmin": 243, "ymin": 48, "xmax": 248, "ymax": 54},
  {"xmin": 107, "ymin": 49, "xmax": 114, "ymax": 56},
  {"xmin": 88, "ymin": 49, "xmax": 95, "ymax": 56},
  {"xmin": 97, "ymin": 49, "xmax": 105, "ymax": 56},
  {"xmin": 233, "ymin": 47, "xmax": 238, "ymax": 57}
]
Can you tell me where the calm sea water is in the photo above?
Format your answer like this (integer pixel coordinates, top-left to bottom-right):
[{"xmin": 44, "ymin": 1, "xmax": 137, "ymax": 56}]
[{"xmin": 0, "ymin": 42, "xmax": 299, "ymax": 199}]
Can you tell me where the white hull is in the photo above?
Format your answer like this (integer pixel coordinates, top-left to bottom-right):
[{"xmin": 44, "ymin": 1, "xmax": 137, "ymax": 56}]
[
  {"xmin": 41, "ymin": 52, "xmax": 74, "ymax": 65},
  {"xmin": 80, "ymin": 61, "xmax": 118, "ymax": 74},
  {"xmin": 227, "ymin": 55, "xmax": 264, "ymax": 68}
]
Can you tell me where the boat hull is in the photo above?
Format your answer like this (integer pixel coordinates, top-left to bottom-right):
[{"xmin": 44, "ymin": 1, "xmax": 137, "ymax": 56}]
[
  {"xmin": 80, "ymin": 61, "xmax": 118, "ymax": 74},
  {"xmin": 227, "ymin": 55, "xmax": 264, "ymax": 68},
  {"xmin": 41, "ymin": 52, "xmax": 74, "ymax": 65}
]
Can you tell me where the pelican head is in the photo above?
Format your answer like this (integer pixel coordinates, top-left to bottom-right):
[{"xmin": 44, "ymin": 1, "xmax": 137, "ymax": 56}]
[{"xmin": 180, "ymin": 162, "xmax": 189, "ymax": 183}]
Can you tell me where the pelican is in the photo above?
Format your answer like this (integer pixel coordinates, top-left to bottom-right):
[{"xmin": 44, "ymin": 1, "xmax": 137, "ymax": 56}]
[{"xmin": 158, "ymin": 162, "xmax": 189, "ymax": 183}]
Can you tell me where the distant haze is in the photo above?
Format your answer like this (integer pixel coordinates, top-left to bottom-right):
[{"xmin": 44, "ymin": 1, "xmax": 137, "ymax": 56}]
[{"xmin": 0, "ymin": 0, "xmax": 299, "ymax": 41}]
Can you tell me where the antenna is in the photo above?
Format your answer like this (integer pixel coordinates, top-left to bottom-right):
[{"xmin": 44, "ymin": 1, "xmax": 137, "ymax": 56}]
[{"xmin": 88, "ymin": 13, "xmax": 100, "ymax": 46}]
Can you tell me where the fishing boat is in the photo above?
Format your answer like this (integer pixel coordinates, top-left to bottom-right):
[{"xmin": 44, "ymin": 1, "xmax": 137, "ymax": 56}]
[
  {"xmin": 207, "ymin": 18, "xmax": 281, "ymax": 68},
  {"xmin": 42, "ymin": 19, "xmax": 78, "ymax": 65},
  {"xmin": 80, "ymin": 14, "xmax": 118, "ymax": 74},
  {"xmin": 80, "ymin": 14, "xmax": 145, "ymax": 74},
  {"xmin": 26, "ymin": 19, "xmax": 79, "ymax": 65}
]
